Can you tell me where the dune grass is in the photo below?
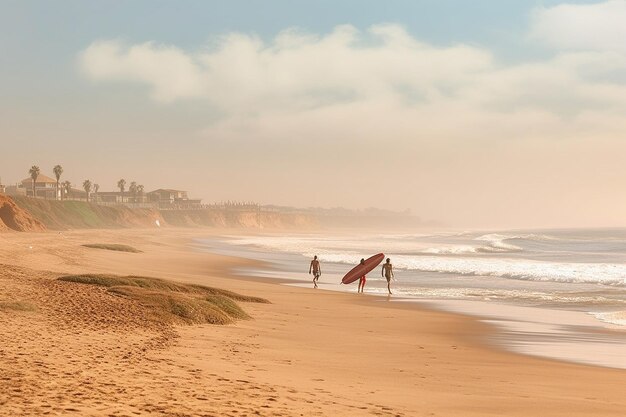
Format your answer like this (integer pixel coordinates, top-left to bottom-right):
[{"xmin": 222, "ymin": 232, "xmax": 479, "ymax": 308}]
[
  {"xmin": 0, "ymin": 300, "xmax": 37, "ymax": 312},
  {"xmin": 58, "ymin": 273, "xmax": 268, "ymax": 325},
  {"xmin": 107, "ymin": 286, "xmax": 243, "ymax": 324},
  {"xmin": 82, "ymin": 243, "xmax": 142, "ymax": 253},
  {"xmin": 59, "ymin": 274, "xmax": 269, "ymax": 303}
]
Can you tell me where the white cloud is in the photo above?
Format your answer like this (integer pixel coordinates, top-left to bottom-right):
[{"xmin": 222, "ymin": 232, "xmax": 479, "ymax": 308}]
[
  {"xmin": 78, "ymin": 20, "xmax": 626, "ymax": 172},
  {"xmin": 76, "ymin": 18, "xmax": 626, "ymax": 227},
  {"xmin": 81, "ymin": 40, "xmax": 205, "ymax": 102},
  {"xmin": 79, "ymin": 21, "xmax": 626, "ymax": 122},
  {"xmin": 530, "ymin": 0, "xmax": 626, "ymax": 52},
  {"xmin": 80, "ymin": 24, "xmax": 493, "ymax": 110}
]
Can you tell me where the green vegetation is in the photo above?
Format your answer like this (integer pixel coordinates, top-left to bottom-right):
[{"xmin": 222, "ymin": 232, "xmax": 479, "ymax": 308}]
[
  {"xmin": 107, "ymin": 287, "xmax": 240, "ymax": 324},
  {"xmin": 82, "ymin": 243, "xmax": 142, "ymax": 253},
  {"xmin": 58, "ymin": 274, "xmax": 268, "ymax": 325},
  {"xmin": 58, "ymin": 274, "xmax": 269, "ymax": 303},
  {"xmin": 9, "ymin": 194, "xmax": 315, "ymax": 231},
  {"xmin": 0, "ymin": 300, "xmax": 37, "ymax": 312},
  {"xmin": 12, "ymin": 196, "xmax": 160, "ymax": 230},
  {"xmin": 201, "ymin": 293, "xmax": 250, "ymax": 319}
]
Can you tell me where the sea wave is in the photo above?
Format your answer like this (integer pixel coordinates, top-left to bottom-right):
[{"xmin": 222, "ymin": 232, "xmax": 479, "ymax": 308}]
[
  {"xmin": 224, "ymin": 233, "xmax": 626, "ymax": 287},
  {"xmin": 476, "ymin": 233, "xmax": 558, "ymax": 242},
  {"xmin": 421, "ymin": 243, "xmax": 520, "ymax": 255},
  {"xmin": 431, "ymin": 233, "xmax": 560, "ymax": 255},
  {"xmin": 417, "ymin": 233, "xmax": 527, "ymax": 255},
  {"xmin": 226, "ymin": 235, "xmax": 435, "ymax": 255},
  {"xmin": 591, "ymin": 311, "xmax": 626, "ymax": 326},
  {"xmin": 315, "ymin": 253, "xmax": 626, "ymax": 287},
  {"xmin": 386, "ymin": 287, "xmax": 626, "ymax": 304},
  {"xmin": 474, "ymin": 233, "xmax": 552, "ymax": 251},
  {"xmin": 226, "ymin": 232, "xmax": 564, "ymax": 258},
  {"xmin": 421, "ymin": 245, "xmax": 485, "ymax": 255}
]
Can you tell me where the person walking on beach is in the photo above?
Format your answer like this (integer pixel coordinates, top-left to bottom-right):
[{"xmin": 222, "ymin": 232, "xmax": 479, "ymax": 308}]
[
  {"xmin": 309, "ymin": 255, "xmax": 321, "ymax": 288},
  {"xmin": 382, "ymin": 258, "xmax": 394, "ymax": 295},
  {"xmin": 357, "ymin": 258, "xmax": 367, "ymax": 293}
]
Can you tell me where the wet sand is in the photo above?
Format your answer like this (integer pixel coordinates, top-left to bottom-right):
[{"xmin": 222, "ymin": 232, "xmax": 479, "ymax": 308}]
[{"xmin": 1, "ymin": 228, "xmax": 625, "ymax": 416}]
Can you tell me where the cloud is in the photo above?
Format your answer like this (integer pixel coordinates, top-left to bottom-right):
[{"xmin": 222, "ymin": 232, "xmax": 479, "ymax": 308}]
[
  {"xmin": 80, "ymin": 24, "xmax": 493, "ymax": 110},
  {"xmin": 530, "ymin": 0, "xmax": 626, "ymax": 52},
  {"xmin": 77, "ymin": 19, "xmax": 626, "ymax": 227},
  {"xmin": 79, "ymin": 20, "xmax": 626, "ymax": 123},
  {"xmin": 80, "ymin": 40, "xmax": 206, "ymax": 102}
]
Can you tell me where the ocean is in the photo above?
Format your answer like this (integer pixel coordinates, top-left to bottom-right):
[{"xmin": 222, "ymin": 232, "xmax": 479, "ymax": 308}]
[{"xmin": 196, "ymin": 228, "xmax": 626, "ymax": 368}]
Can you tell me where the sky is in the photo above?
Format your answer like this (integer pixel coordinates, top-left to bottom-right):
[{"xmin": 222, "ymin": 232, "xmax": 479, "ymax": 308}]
[{"xmin": 1, "ymin": 0, "xmax": 625, "ymax": 228}]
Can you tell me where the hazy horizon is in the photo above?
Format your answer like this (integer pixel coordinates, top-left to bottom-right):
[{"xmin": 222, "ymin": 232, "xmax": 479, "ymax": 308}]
[{"xmin": 2, "ymin": 1, "xmax": 626, "ymax": 229}]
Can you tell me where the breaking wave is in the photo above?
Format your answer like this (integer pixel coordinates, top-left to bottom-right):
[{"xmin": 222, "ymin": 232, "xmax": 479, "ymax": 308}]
[
  {"xmin": 418, "ymin": 233, "xmax": 560, "ymax": 255},
  {"xmin": 225, "ymin": 231, "xmax": 626, "ymax": 287},
  {"xmin": 592, "ymin": 311, "xmax": 626, "ymax": 326},
  {"xmin": 315, "ymin": 253, "xmax": 626, "ymax": 287}
]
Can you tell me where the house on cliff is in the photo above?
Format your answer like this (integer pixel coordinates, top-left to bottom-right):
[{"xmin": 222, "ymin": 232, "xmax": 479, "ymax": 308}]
[
  {"xmin": 17, "ymin": 174, "xmax": 60, "ymax": 199},
  {"xmin": 95, "ymin": 191, "xmax": 149, "ymax": 204},
  {"xmin": 95, "ymin": 191, "xmax": 129, "ymax": 204},
  {"xmin": 148, "ymin": 189, "xmax": 202, "ymax": 209}
]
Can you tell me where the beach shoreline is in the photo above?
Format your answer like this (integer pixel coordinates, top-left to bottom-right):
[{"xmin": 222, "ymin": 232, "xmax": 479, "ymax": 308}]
[
  {"xmin": 200, "ymin": 232, "xmax": 626, "ymax": 369},
  {"xmin": 2, "ymin": 228, "xmax": 626, "ymax": 416}
]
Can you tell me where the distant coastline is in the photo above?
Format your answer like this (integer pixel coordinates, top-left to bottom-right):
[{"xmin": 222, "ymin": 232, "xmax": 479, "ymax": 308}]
[{"xmin": 0, "ymin": 192, "xmax": 431, "ymax": 232}]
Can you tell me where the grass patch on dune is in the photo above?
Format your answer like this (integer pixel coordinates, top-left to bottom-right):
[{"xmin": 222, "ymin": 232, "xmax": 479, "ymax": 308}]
[
  {"xmin": 82, "ymin": 243, "xmax": 142, "ymax": 253},
  {"xmin": 60, "ymin": 274, "xmax": 182, "ymax": 289},
  {"xmin": 107, "ymin": 287, "xmax": 237, "ymax": 324},
  {"xmin": 0, "ymin": 300, "xmax": 37, "ymax": 312},
  {"xmin": 186, "ymin": 284, "xmax": 270, "ymax": 304},
  {"xmin": 59, "ymin": 274, "xmax": 269, "ymax": 303},
  {"xmin": 201, "ymin": 294, "xmax": 250, "ymax": 320},
  {"xmin": 57, "ymin": 274, "xmax": 267, "ymax": 325}
]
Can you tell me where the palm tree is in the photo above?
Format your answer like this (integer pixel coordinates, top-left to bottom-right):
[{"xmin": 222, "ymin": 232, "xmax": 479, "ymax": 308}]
[
  {"xmin": 83, "ymin": 180, "xmax": 92, "ymax": 202},
  {"xmin": 117, "ymin": 179, "xmax": 126, "ymax": 203},
  {"xmin": 28, "ymin": 166, "xmax": 40, "ymax": 198},
  {"xmin": 93, "ymin": 183, "xmax": 100, "ymax": 203},
  {"xmin": 62, "ymin": 181, "xmax": 72, "ymax": 200},
  {"xmin": 129, "ymin": 181, "xmax": 138, "ymax": 203},
  {"xmin": 53, "ymin": 165, "xmax": 63, "ymax": 200},
  {"xmin": 137, "ymin": 184, "xmax": 145, "ymax": 203}
]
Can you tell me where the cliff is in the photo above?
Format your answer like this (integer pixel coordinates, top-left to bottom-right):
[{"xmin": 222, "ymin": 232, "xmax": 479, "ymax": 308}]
[
  {"xmin": 2, "ymin": 195, "xmax": 317, "ymax": 232},
  {"xmin": 9, "ymin": 196, "xmax": 164, "ymax": 230},
  {"xmin": 0, "ymin": 194, "xmax": 46, "ymax": 232},
  {"xmin": 159, "ymin": 209, "xmax": 317, "ymax": 229}
]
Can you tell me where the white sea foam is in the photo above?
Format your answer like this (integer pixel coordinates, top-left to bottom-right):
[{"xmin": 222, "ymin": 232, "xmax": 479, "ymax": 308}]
[
  {"xmin": 315, "ymin": 253, "xmax": 626, "ymax": 287},
  {"xmin": 421, "ymin": 245, "xmax": 484, "ymax": 255},
  {"xmin": 418, "ymin": 233, "xmax": 550, "ymax": 255},
  {"xmin": 226, "ymin": 235, "xmax": 434, "ymax": 255},
  {"xmin": 476, "ymin": 233, "xmax": 558, "ymax": 242},
  {"xmin": 474, "ymin": 234, "xmax": 524, "ymax": 251},
  {"xmin": 228, "ymin": 233, "xmax": 522, "ymax": 257},
  {"xmin": 421, "ymin": 243, "xmax": 518, "ymax": 255},
  {"xmin": 392, "ymin": 287, "xmax": 625, "ymax": 304},
  {"xmin": 425, "ymin": 233, "xmax": 562, "ymax": 255},
  {"xmin": 591, "ymin": 311, "xmax": 626, "ymax": 326},
  {"xmin": 225, "ymin": 232, "xmax": 626, "ymax": 287}
]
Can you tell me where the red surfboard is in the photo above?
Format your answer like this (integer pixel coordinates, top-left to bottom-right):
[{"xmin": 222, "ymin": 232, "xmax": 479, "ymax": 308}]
[{"xmin": 341, "ymin": 253, "xmax": 385, "ymax": 284}]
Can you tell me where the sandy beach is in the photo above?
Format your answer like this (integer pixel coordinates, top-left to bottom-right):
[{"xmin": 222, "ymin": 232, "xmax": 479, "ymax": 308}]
[{"xmin": 1, "ymin": 228, "xmax": 626, "ymax": 416}]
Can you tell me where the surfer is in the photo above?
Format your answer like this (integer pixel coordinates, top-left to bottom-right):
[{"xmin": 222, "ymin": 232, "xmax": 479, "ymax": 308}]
[
  {"xmin": 381, "ymin": 258, "xmax": 394, "ymax": 294},
  {"xmin": 357, "ymin": 258, "xmax": 366, "ymax": 293},
  {"xmin": 309, "ymin": 255, "xmax": 321, "ymax": 288}
]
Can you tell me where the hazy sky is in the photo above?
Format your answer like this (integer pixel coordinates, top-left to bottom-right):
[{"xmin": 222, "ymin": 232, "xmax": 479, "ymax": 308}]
[{"xmin": 2, "ymin": 0, "xmax": 626, "ymax": 228}]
